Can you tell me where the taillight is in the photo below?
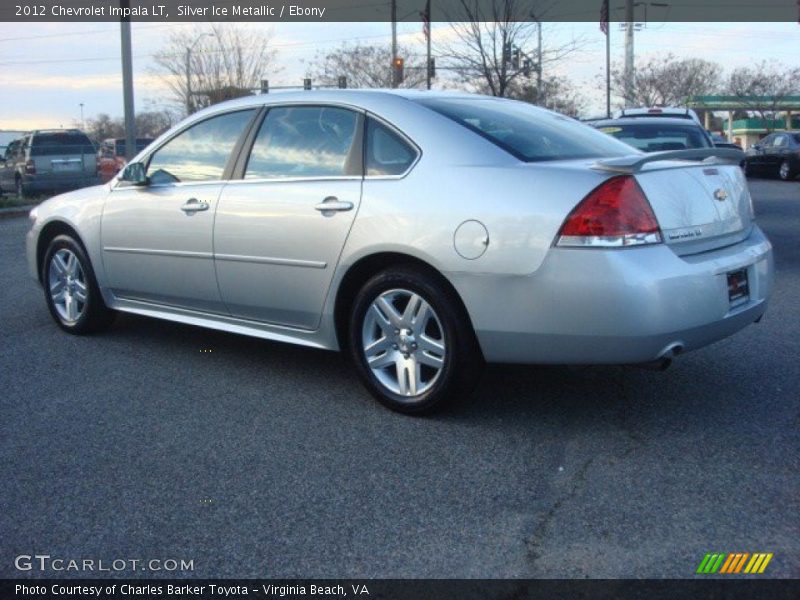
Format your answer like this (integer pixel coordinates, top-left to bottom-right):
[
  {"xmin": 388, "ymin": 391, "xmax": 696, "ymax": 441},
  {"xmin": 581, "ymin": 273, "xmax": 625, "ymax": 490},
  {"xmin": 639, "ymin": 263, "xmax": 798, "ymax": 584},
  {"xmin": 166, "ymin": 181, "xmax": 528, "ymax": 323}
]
[
  {"xmin": 25, "ymin": 159, "xmax": 36, "ymax": 175},
  {"xmin": 556, "ymin": 175, "xmax": 662, "ymax": 248}
]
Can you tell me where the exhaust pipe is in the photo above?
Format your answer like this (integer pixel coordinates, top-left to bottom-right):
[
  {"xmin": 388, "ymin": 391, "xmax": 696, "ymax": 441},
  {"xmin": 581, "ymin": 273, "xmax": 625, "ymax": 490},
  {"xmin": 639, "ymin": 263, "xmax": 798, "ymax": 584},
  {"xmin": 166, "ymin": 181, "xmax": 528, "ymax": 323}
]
[{"xmin": 632, "ymin": 343, "xmax": 684, "ymax": 372}]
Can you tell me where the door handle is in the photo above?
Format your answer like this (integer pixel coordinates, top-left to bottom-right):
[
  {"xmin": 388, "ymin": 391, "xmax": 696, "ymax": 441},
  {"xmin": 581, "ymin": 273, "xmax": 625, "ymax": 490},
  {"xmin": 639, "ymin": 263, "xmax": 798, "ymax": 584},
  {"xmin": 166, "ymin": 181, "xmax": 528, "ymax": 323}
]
[
  {"xmin": 180, "ymin": 198, "xmax": 209, "ymax": 213},
  {"xmin": 314, "ymin": 196, "xmax": 353, "ymax": 214}
]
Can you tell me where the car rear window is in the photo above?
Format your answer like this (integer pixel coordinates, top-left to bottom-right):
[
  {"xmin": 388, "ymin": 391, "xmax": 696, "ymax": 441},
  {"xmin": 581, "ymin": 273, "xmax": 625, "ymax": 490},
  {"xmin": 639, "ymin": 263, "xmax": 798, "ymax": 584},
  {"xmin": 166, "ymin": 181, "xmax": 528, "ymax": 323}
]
[
  {"xmin": 31, "ymin": 133, "xmax": 95, "ymax": 156},
  {"xmin": 416, "ymin": 97, "xmax": 632, "ymax": 162},
  {"xmin": 596, "ymin": 123, "xmax": 712, "ymax": 152}
]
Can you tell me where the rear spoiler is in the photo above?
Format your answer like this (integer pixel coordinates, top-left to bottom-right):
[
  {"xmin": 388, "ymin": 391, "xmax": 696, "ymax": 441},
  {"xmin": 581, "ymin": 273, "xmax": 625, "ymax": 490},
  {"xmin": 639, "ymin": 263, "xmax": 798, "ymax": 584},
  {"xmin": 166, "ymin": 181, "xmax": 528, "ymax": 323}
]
[{"xmin": 592, "ymin": 148, "xmax": 745, "ymax": 174}]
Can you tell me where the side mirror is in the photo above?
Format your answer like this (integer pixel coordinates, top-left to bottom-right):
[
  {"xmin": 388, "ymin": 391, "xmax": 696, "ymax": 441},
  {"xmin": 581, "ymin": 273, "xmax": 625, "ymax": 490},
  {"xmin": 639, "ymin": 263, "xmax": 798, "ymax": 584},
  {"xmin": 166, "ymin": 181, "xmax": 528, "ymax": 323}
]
[{"xmin": 120, "ymin": 162, "xmax": 147, "ymax": 185}]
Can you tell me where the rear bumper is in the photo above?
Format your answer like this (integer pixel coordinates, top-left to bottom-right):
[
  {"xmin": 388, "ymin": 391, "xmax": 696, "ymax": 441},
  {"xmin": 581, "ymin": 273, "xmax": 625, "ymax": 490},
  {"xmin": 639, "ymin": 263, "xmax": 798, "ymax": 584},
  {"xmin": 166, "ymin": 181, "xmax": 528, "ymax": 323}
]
[{"xmin": 453, "ymin": 225, "xmax": 774, "ymax": 364}]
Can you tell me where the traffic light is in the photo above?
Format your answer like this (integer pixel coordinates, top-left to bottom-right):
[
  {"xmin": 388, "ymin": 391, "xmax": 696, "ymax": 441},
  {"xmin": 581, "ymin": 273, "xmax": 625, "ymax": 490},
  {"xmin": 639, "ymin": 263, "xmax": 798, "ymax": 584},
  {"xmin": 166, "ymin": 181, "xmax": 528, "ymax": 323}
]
[
  {"xmin": 428, "ymin": 57, "xmax": 436, "ymax": 79},
  {"xmin": 511, "ymin": 46, "xmax": 521, "ymax": 70},
  {"xmin": 338, "ymin": 76, "xmax": 347, "ymax": 89},
  {"xmin": 502, "ymin": 42, "xmax": 512, "ymax": 66},
  {"xmin": 260, "ymin": 79, "xmax": 269, "ymax": 94},
  {"xmin": 303, "ymin": 78, "xmax": 312, "ymax": 90},
  {"xmin": 392, "ymin": 57, "xmax": 404, "ymax": 86}
]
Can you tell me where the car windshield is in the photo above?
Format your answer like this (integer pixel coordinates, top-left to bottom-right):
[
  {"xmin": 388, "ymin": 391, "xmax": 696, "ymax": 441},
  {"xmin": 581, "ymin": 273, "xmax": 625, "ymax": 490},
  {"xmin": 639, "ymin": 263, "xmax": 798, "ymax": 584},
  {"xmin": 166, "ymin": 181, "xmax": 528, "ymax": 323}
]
[
  {"xmin": 596, "ymin": 123, "xmax": 711, "ymax": 152},
  {"xmin": 416, "ymin": 97, "xmax": 633, "ymax": 162},
  {"xmin": 31, "ymin": 133, "xmax": 95, "ymax": 156}
]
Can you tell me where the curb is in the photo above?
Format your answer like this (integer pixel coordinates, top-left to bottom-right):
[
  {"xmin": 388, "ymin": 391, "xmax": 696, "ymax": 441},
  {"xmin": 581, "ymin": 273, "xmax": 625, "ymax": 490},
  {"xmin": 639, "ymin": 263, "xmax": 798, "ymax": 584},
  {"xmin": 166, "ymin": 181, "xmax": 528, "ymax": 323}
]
[{"xmin": 0, "ymin": 204, "xmax": 36, "ymax": 220}]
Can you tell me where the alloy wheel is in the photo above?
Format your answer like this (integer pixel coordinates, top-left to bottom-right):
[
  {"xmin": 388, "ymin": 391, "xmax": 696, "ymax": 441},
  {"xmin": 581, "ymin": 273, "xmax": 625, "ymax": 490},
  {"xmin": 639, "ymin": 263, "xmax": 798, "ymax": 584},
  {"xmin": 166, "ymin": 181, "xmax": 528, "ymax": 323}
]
[
  {"xmin": 48, "ymin": 248, "xmax": 88, "ymax": 323},
  {"xmin": 361, "ymin": 288, "xmax": 446, "ymax": 398},
  {"xmin": 779, "ymin": 160, "xmax": 790, "ymax": 180}
]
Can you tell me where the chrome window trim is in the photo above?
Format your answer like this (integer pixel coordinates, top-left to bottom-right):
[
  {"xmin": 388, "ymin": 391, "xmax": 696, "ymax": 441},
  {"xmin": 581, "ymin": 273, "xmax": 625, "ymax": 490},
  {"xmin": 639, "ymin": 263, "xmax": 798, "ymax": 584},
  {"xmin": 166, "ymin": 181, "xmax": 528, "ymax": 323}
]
[{"xmin": 223, "ymin": 175, "xmax": 363, "ymax": 186}]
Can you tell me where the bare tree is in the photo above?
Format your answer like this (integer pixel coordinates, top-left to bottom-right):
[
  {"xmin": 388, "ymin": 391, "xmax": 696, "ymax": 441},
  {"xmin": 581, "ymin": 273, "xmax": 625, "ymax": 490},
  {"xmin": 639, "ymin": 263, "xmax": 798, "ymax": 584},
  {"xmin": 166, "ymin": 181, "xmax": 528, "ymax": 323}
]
[
  {"xmin": 153, "ymin": 24, "xmax": 278, "ymax": 115},
  {"xmin": 507, "ymin": 76, "xmax": 586, "ymax": 118},
  {"xmin": 309, "ymin": 42, "xmax": 426, "ymax": 89},
  {"xmin": 84, "ymin": 110, "xmax": 175, "ymax": 142},
  {"xmin": 437, "ymin": 0, "xmax": 586, "ymax": 99},
  {"xmin": 609, "ymin": 54, "xmax": 722, "ymax": 108},
  {"xmin": 727, "ymin": 61, "xmax": 800, "ymax": 132}
]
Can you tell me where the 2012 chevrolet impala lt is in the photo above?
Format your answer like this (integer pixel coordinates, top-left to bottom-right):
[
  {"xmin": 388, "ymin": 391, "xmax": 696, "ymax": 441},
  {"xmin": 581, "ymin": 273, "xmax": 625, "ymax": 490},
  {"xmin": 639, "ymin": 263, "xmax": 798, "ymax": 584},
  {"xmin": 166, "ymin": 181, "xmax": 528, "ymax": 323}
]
[{"xmin": 26, "ymin": 91, "xmax": 774, "ymax": 413}]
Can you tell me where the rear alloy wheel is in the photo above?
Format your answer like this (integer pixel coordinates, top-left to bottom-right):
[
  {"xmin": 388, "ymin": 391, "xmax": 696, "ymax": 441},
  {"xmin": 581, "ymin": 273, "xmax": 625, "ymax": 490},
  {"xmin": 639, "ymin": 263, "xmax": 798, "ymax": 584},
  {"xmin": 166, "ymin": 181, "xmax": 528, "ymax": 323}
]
[
  {"xmin": 43, "ymin": 235, "xmax": 115, "ymax": 334},
  {"xmin": 349, "ymin": 267, "xmax": 481, "ymax": 414},
  {"xmin": 778, "ymin": 160, "xmax": 794, "ymax": 181}
]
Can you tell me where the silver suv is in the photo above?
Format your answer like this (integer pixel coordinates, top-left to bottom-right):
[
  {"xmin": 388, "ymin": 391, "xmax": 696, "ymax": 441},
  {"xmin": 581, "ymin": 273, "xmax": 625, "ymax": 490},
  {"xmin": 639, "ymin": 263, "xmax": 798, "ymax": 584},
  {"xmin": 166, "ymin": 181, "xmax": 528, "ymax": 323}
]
[{"xmin": 0, "ymin": 129, "xmax": 98, "ymax": 199}]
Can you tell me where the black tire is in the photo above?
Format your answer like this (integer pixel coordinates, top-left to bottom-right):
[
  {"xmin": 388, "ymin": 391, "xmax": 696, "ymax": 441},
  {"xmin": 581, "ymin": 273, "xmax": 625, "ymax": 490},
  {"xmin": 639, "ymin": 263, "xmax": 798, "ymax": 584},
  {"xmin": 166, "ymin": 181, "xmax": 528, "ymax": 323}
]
[
  {"xmin": 42, "ymin": 234, "xmax": 116, "ymax": 334},
  {"xmin": 347, "ymin": 266, "xmax": 482, "ymax": 415},
  {"xmin": 778, "ymin": 159, "xmax": 795, "ymax": 181},
  {"xmin": 742, "ymin": 159, "xmax": 751, "ymax": 178}
]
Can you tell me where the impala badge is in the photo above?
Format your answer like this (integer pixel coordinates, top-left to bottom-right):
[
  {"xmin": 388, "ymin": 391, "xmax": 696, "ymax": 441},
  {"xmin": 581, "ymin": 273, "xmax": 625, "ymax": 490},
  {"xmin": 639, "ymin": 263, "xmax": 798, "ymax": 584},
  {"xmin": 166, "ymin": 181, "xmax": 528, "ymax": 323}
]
[{"xmin": 714, "ymin": 188, "xmax": 729, "ymax": 202}]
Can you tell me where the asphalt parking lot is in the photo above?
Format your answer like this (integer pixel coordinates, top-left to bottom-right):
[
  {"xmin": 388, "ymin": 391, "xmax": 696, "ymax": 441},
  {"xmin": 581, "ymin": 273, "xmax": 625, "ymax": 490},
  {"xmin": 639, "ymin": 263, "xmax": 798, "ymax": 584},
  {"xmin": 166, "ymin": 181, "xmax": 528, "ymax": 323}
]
[{"xmin": 1, "ymin": 179, "xmax": 798, "ymax": 579}]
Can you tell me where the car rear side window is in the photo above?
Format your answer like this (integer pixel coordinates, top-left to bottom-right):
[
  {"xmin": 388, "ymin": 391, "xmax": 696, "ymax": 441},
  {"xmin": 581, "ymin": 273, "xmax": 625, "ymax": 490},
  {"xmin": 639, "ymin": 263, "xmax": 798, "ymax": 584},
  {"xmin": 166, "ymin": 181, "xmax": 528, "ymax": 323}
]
[
  {"xmin": 30, "ymin": 133, "xmax": 95, "ymax": 157},
  {"xmin": 245, "ymin": 106, "xmax": 360, "ymax": 179},
  {"xmin": 147, "ymin": 109, "xmax": 255, "ymax": 184},
  {"xmin": 416, "ymin": 97, "xmax": 631, "ymax": 162},
  {"xmin": 365, "ymin": 118, "xmax": 418, "ymax": 176}
]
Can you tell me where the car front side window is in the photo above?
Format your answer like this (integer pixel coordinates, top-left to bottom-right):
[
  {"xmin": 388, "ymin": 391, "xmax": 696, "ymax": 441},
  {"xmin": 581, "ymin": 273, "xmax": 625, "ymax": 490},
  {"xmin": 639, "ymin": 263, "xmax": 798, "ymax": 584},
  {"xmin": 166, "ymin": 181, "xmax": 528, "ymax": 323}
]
[
  {"xmin": 244, "ymin": 106, "xmax": 360, "ymax": 179},
  {"xmin": 146, "ymin": 109, "xmax": 256, "ymax": 185}
]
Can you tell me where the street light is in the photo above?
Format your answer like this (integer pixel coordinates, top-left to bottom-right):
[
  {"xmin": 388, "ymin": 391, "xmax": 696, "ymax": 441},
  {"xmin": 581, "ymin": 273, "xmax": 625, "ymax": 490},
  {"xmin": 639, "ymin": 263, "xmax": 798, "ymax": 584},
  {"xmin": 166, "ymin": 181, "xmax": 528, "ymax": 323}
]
[{"xmin": 186, "ymin": 32, "xmax": 214, "ymax": 115}]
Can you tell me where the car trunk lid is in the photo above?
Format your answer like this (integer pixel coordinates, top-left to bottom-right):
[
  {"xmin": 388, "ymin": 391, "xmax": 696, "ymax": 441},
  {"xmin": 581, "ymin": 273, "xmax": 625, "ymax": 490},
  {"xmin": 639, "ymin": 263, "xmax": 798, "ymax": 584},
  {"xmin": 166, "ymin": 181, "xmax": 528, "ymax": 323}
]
[{"xmin": 593, "ymin": 149, "xmax": 751, "ymax": 255}]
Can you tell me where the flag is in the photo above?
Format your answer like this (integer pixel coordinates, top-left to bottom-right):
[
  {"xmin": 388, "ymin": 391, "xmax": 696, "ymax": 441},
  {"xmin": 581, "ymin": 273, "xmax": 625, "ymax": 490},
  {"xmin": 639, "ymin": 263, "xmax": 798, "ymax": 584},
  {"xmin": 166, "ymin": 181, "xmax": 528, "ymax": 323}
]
[
  {"xmin": 600, "ymin": 0, "xmax": 609, "ymax": 35},
  {"xmin": 421, "ymin": 4, "xmax": 430, "ymax": 40}
]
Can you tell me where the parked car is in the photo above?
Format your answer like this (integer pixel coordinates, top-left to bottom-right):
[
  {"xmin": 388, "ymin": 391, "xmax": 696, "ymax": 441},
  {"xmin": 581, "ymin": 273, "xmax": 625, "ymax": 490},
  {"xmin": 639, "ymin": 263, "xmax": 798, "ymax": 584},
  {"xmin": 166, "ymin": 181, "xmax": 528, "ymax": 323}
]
[
  {"xmin": 615, "ymin": 106, "xmax": 702, "ymax": 124},
  {"xmin": 743, "ymin": 131, "xmax": 800, "ymax": 181},
  {"xmin": 0, "ymin": 129, "xmax": 98, "ymax": 198},
  {"xmin": 709, "ymin": 132, "xmax": 742, "ymax": 150},
  {"xmin": 98, "ymin": 137, "xmax": 154, "ymax": 183},
  {"xmin": 26, "ymin": 91, "xmax": 773, "ymax": 414},
  {"xmin": 592, "ymin": 117, "xmax": 716, "ymax": 152}
]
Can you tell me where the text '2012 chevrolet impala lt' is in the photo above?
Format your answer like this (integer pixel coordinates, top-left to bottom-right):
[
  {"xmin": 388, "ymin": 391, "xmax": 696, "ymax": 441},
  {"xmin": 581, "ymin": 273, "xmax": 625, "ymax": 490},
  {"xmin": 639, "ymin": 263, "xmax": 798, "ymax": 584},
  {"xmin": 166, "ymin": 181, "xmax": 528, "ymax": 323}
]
[{"xmin": 26, "ymin": 90, "xmax": 774, "ymax": 413}]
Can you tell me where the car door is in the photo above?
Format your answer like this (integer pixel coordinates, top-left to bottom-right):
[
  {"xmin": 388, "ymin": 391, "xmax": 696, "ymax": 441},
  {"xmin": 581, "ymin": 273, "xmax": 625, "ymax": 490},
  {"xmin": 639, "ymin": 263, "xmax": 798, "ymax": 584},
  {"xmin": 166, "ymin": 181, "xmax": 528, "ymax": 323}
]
[
  {"xmin": 767, "ymin": 134, "xmax": 788, "ymax": 171},
  {"xmin": 101, "ymin": 108, "xmax": 258, "ymax": 313},
  {"xmin": 213, "ymin": 104, "xmax": 364, "ymax": 329}
]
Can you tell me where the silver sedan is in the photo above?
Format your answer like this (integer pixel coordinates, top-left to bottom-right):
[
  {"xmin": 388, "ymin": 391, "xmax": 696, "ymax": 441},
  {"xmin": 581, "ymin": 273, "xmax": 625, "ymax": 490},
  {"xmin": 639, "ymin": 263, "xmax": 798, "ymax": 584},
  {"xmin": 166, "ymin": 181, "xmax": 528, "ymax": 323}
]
[{"xmin": 26, "ymin": 90, "xmax": 774, "ymax": 413}]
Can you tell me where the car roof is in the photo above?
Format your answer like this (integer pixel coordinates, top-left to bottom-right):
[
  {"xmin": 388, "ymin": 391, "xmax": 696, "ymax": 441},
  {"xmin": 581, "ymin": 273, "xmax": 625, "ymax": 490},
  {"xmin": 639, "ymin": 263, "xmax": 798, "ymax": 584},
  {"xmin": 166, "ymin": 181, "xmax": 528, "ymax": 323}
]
[
  {"xmin": 188, "ymin": 88, "xmax": 516, "ymax": 119},
  {"xmin": 592, "ymin": 117, "xmax": 706, "ymax": 127}
]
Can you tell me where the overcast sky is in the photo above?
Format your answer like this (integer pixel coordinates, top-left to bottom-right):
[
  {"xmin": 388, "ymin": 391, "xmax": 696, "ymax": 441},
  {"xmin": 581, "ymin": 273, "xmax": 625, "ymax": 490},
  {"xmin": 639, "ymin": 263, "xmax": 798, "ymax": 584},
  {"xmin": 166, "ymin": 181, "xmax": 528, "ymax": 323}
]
[{"xmin": 0, "ymin": 20, "xmax": 798, "ymax": 131}]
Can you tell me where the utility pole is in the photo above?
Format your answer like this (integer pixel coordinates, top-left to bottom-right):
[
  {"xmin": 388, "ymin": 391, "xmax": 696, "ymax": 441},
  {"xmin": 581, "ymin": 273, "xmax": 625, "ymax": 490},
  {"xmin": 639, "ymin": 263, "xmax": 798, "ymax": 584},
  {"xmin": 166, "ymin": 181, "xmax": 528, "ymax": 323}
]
[
  {"xmin": 79, "ymin": 103, "xmax": 85, "ymax": 131},
  {"xmin": 536, "ymin": 21, "xmax": 543, "ymax": 102},
  {"xmin": 119, "ymin": 0, "xmax": 136, "ymax": 161},
  {"xmin": 391, "ymin": 0, "xmax": 397, "ymax": 88},
  {"xmin": 425, "ymin": 0, "xmax": 431, "ymax": 90},
  {"xmin": 623, "ymin": 0, "xmax": 635, "ymax": 108}
]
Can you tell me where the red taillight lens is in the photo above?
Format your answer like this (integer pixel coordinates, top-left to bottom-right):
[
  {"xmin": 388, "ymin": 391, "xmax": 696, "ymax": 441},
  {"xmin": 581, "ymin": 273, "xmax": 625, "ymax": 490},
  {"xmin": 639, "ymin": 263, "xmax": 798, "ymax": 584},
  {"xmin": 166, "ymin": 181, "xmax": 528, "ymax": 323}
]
[
  {"xmin": 25, "ymin": 159, "xmax": 36, "ymax": 175},
  {"xmin": 556, "ymin": 175, "xmax": 662, "ymax": 247}
]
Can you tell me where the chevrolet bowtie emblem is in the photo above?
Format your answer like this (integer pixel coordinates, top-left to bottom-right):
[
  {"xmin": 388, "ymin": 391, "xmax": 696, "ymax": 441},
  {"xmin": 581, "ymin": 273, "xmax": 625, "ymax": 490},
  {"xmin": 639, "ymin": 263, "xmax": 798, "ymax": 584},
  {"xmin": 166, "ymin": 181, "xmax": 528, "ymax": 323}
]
[{"xmin": 714, "ymin": 188, "xmax": 729, "ymax": 201}]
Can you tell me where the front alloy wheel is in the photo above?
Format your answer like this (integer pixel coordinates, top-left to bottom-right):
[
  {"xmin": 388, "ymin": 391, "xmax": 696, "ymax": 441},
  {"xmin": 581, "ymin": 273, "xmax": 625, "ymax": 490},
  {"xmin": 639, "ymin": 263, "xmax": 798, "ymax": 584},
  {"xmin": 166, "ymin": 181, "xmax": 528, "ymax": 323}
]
[
  {"xmin": 42, "ymin": 234, "xmax": 115, "ymax": 334},
  {"xmin": 48, "ymin": 248, "xmax": 88, "ymax": 323},
  {"xmin": 349, "ymin": 267, "xmax": 482, "ymax": 414}
]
